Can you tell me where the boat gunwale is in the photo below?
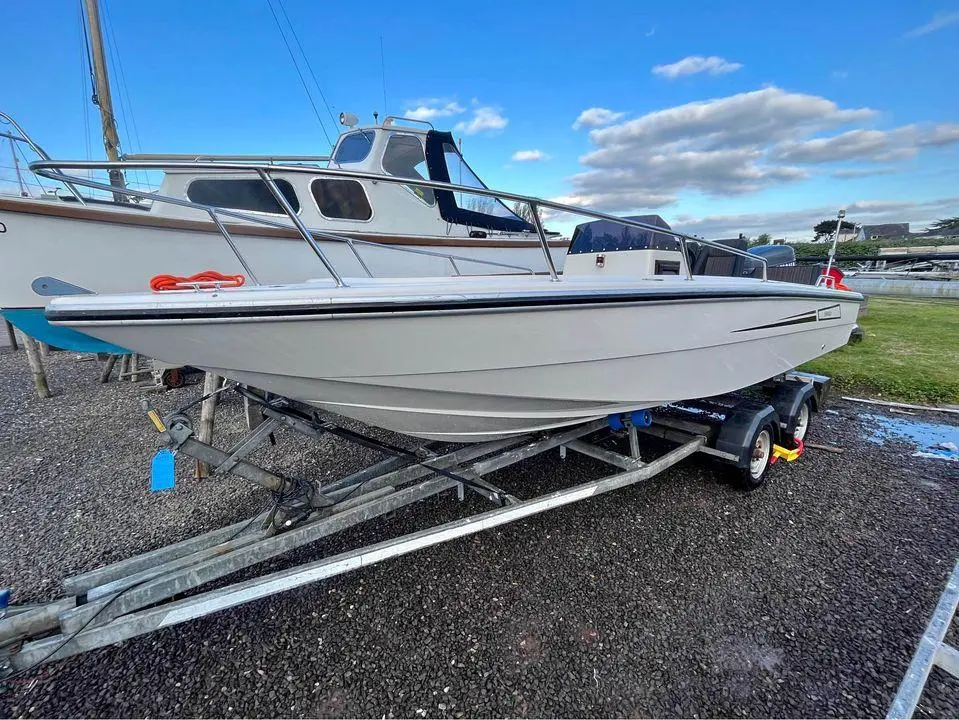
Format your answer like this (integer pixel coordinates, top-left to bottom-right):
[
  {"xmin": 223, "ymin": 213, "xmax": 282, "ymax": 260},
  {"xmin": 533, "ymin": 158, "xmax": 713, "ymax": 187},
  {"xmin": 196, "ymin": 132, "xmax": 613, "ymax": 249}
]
[{"xmin": 48, "ymin": 286, "xmax": 863, "ymax": 324}]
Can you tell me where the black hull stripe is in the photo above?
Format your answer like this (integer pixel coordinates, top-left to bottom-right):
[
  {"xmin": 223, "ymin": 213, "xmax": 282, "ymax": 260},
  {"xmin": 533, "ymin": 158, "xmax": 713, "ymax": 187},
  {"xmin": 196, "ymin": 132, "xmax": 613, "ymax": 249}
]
[
  {"xmin": 732, "ymin": 313, "xmax": 818, "ymax": 333},
  {"xmin": 48, "ymin": 288, "xmax": 860, "ymax": 323}
]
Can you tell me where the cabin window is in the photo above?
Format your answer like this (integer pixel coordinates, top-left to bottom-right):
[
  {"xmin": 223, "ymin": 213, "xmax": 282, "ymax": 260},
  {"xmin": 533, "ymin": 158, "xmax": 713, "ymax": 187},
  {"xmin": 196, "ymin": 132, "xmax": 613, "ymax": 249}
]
[
  {"xmin": 333, "ymin": 131, "xmax": 375, "ymax": 164},
  {"xmin": 186, "ymin": 178, "xmax": 300, "ymax": 214},
  {"xmin": 382, "ymin": 133, "xmax": 435, "ymax": 206},
  {"xmin": 311, "ymin": 178, "xmax": 373, "ymax": 221}
]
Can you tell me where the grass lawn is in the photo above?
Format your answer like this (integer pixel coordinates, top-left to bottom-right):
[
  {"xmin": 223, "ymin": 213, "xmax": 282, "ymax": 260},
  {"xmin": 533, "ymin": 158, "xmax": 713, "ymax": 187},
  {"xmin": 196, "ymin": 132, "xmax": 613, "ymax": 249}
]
[{"xmin": 800, "ymin": 296, "xmax": 959, "ymax": 405}]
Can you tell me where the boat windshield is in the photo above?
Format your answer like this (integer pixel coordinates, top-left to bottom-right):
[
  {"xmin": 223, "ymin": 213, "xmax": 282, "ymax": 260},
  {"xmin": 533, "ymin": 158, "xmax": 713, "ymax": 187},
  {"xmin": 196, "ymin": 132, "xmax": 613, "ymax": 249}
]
[
  {"xmin": 441, "ymin": 142, "xmax": 525, "ymax": 222},
  {"xmin": 568, "ymin": 215, "xmax": 679, "ymax": 254},
  {"xmin": 382, "ymin": 133, "xmax": 435, "ymax": 205}
]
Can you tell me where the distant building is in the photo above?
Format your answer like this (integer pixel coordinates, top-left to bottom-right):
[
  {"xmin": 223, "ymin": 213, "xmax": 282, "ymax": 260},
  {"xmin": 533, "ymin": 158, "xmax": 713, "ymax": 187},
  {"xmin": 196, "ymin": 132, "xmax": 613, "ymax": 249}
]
[{"xmin": 861, "ymin": 223, "xmax": 910, "ymax": 240}]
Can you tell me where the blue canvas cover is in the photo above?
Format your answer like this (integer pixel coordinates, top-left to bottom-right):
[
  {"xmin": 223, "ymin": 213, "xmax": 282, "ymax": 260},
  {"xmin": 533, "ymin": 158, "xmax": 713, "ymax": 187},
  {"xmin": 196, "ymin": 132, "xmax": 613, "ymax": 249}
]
[{"xmin": 424, "ymin": 131, "xmax": 536, "ymax": 234}]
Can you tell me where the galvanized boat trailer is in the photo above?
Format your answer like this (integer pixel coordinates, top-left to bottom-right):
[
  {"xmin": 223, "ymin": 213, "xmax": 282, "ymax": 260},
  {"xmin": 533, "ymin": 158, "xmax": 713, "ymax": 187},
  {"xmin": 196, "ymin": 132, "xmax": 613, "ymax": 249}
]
[
  {"xmin": 887, "ymin": 559, "xmax": 959, "ymax": 719},
  {"xmin": 0, "ymin": 374, "xmax": 828, "ymax": 678}
]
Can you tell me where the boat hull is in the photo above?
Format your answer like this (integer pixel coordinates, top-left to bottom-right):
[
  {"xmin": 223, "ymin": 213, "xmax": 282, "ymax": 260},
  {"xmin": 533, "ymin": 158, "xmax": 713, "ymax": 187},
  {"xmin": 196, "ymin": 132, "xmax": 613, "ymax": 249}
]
[{"xmin": 49, "ymin": 277, "xmax": 862, "ymax": 441}]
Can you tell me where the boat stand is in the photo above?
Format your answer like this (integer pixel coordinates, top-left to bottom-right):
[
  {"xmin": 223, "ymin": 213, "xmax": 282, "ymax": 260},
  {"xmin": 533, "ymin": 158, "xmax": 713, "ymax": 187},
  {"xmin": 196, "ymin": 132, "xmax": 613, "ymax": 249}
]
[{"xmin": 0, "ymin": 391, "xmax": 708, "ymax": 677}]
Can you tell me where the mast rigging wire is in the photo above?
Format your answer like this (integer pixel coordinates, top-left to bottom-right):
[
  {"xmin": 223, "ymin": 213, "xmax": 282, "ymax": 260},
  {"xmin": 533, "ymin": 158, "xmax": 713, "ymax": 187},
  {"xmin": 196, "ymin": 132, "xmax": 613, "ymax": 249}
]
[
  {"xmin": 77, "ymin": 0, "xmax": 93, "ymax": 162},
  {"xmin": 15, "ymin": 141, "xmax": 50, "ymax": 197},
  {"xmin": 101, "ymin": 0, "xmax": 148, "ymax": 190},
  {"xmin": 101, "ymin": 0, "xmax": 143, "ymax": 153},
  {"xmin": 273, "ymin": 0, "xmax": 339, "ymax": 134},
  {"xmin": 380, "ymin": 36, "xmax": 388, "ymax": 116},
  {"xmin": 265, "ymin": 0, "xmax": 334, "ymax": 148},
  {"xmin": 77, "ymin": 0, "xmax": 127, "ymax": 196},
  {"xmin": 78, "ymin": 1, "xmax": 98, "ymax": 106}
]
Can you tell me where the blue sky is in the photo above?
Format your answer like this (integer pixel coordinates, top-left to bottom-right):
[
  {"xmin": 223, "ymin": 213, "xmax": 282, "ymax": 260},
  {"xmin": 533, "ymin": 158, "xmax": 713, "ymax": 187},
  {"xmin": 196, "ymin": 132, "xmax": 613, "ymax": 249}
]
[{"xmin": 3, "ymin": 0, "xmax": 958, "ymax": 238}]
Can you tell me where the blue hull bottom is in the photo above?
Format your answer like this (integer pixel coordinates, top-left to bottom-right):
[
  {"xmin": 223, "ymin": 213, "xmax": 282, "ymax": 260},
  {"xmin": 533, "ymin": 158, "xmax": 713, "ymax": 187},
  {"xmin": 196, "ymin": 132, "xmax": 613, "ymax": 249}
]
[{"xmin": 1, "ymin": 308, "xmax": 131, "ymax": 355}]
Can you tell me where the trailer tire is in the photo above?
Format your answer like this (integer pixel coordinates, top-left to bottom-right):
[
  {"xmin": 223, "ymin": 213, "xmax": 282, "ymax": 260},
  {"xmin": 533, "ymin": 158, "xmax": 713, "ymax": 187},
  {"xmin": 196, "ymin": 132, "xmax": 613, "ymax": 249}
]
[
  {"xmin": 792, "ymin": 398, "xmax": 812, "ymax": 445},
  {"xmin": 734, "ymin": 420, "xmax": 776, "ymax": 491}
]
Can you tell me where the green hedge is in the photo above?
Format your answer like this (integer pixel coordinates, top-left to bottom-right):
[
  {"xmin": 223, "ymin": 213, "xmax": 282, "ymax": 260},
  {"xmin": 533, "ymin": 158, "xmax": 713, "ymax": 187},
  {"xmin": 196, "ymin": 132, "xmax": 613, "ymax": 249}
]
[
  {"xmin": 791, "ymin": 241, "xmax": 879, "ymax": 258},
  {"xmin": 747, "ymin": 237, "xmax": 955, "ymax": 259}
]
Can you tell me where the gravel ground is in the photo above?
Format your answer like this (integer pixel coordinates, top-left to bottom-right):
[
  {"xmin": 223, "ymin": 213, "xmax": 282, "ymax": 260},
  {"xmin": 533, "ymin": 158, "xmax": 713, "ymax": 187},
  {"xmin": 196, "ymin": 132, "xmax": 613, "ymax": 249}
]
[{"xmin": 0, "ymin": 347, "xmax": 957, "ymax": 718}]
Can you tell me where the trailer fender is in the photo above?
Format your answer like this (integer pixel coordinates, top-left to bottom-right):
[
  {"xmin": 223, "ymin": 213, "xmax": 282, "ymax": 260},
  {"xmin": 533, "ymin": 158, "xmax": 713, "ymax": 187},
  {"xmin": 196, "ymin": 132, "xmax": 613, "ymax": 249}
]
[
  {"xmin": 714, "ymin": 401, "xmax": 780, "ymax": 469},
  {"xmin": 769, "ymin": 380, "xmax": 817, "ymax": 439},
  {"xmin": 785, "ymin": 371, "xmax": 832, "ymax": 411}
]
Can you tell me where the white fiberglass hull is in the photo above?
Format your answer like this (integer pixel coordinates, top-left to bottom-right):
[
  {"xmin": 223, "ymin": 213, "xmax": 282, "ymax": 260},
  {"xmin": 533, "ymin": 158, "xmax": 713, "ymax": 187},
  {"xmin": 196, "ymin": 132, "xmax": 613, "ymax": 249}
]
[{"xmin": 50, "ymin": 276, "xmax": 862, "ymax": 441}]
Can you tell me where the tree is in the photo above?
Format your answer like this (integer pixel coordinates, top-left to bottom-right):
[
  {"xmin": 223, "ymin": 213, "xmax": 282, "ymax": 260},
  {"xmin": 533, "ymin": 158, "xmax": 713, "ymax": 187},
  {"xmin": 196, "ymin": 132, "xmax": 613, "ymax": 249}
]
[
  {"xmin": 927, "ymin": 217, "xmax": 959, "ymax": 234},
  {"xmin": 813, "ymin": 219, "xmax": 856, "ymax": 241},
  {"xmin": 510, "ymin": 200, "xmax": 537, "ymax": 224},
  {"xmin": 755, "ymin": 233, "xmax": 772, "ymax": 244},
  {"xmin": 464, "ymin": 195, "xmax": 500, "ymax": 215}
]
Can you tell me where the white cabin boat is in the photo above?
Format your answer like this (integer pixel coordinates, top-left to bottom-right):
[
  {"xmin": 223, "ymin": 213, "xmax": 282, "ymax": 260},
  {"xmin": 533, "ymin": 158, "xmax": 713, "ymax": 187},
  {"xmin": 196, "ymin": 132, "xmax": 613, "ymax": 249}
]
[{"xmin": 0, "ymin": 113, "xmax": 567, "ymax": 352}]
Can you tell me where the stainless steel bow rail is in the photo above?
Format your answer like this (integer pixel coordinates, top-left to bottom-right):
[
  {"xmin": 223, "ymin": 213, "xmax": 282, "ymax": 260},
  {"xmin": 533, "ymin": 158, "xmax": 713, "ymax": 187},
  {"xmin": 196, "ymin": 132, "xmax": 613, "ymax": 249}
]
[
  {"xmin": 0, "ymin": 373, "xmax": 825, "ymax": 678},
  {"xmin": 0, "ymin": 111, "xmax": 86, "ymax": 204},
  {"xmin": 28, "ymin": 160, "xmax": 536, "ymax": 285},
  {"xmin": 886, "ymin": 559, "xmax": 959, "ymax": 719},
  {"xmin": 29, "ymin": 158, "xmax": 769, "ymax": 284}
]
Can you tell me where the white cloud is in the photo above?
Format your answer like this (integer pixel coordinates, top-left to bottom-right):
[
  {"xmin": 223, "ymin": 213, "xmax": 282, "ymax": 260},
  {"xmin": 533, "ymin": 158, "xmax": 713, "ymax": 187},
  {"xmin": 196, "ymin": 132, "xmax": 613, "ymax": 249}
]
[
  {"xmin": 454, "ymin": 106, "xmax": 508, "ymax": 135},
  {"xmin": 561, "ymin": 87, "xmax": 875, "ymax": 211},
  {"xmin": 830, "ymin": 167, "xmax": 898, "ymax": 179},
  {"xmin": 572, "ymin": 107, "xmax": 626, "ymax": 130},
  {"xmin": 560, "ymin": 87, "xmax": 959, "ymax": 214},
  {"xmin": 924, "ymin": 123, "xmax": 959, "ymax": 145},
  {"xmin": 403, "ymin": 99, "xmax": 464, "ymax": 122},
  {"xmin": 672, "ymin": 196, "xmax": 959, "ymax": 238},
  {"xmin": 585, "ymin": 87, "xmax": 874, "ymax": 156},
  {"xmin": 652, "ymin": 55, "xmax": 743, "ymax": 79},
  {"xmin": 511, "ymin": 149, "xmax": 549, "ymax": 162},
  {"xmin": 771, "ymin": 124, "xmax": 959, "ymax": 164},
  {"xmin": 772, "ymin": 129, "xmax": 910, "ymax": 163},
  {"xmin": 905, "ymin": 10, "xmax": 959, "ymax": 38}
]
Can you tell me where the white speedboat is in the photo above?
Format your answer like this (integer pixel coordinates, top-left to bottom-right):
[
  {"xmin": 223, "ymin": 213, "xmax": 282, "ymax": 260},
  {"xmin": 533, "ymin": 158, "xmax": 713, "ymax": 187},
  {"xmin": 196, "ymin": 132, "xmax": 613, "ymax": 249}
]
[
  {"xmin": 0, "ymin": 112, "xmax": 566, "ymax": 352},
  {"xmin": 49, "ymin": 210, "xmax": 862, "ymax": 441}
]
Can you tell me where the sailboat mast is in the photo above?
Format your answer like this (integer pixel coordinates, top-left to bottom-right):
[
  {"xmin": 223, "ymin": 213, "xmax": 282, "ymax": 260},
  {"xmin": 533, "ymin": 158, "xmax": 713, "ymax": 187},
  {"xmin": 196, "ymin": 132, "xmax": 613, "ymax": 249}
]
[{"xmin": 82, "ymin": 0, "xmax": 127, "ymax": 201}]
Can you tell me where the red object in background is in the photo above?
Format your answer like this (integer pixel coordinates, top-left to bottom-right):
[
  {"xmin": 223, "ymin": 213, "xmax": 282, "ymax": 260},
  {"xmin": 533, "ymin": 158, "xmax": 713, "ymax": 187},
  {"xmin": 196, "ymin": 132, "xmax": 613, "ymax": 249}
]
[
  {"xmin": 150, "ymin": 271, "xmax": 246, "ymax": 292},
  {"xmin": 820, "ymin": 266, "xmax": 852, "ymax": 291}
]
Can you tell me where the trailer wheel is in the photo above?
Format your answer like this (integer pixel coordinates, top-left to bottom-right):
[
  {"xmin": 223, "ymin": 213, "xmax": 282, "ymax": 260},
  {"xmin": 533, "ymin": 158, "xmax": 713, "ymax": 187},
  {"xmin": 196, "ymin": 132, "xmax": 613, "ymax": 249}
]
[
  {"xmin": 736, "ymin": 421, "xmax": 775, "ymax": 491},
  {"xmin": 792, "ymin": 399, "xmax": 812, "ymax": 444}
]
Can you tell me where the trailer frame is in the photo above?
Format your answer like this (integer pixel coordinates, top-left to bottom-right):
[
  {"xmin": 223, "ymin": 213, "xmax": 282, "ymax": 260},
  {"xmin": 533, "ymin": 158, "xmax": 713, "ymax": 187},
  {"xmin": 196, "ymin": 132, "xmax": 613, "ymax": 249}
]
[{"xmin": 0, "ymin": 374, "xmax": 826, "ymax": 677}]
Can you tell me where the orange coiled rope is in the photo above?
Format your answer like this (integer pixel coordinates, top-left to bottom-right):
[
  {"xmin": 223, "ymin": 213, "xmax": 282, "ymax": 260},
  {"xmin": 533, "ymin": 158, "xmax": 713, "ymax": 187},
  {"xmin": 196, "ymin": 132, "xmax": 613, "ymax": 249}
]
[{"xmin": 149, "ymin": 271, "xmax": 246, "ymax": 292}]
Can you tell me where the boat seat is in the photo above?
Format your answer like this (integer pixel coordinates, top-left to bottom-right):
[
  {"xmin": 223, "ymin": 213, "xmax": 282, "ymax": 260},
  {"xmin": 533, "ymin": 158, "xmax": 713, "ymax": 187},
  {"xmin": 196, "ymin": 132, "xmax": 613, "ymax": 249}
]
[
  {"xmin": 766, "ymin": 265, "xmax": 821, "ymax": 285},
  {"xmin": 691, "ymin": 238, "xmax": 750, "ymax": 276},
  {"xmin": 702, "ymin": 256, "xmax": 738, "ymax": 276}
]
